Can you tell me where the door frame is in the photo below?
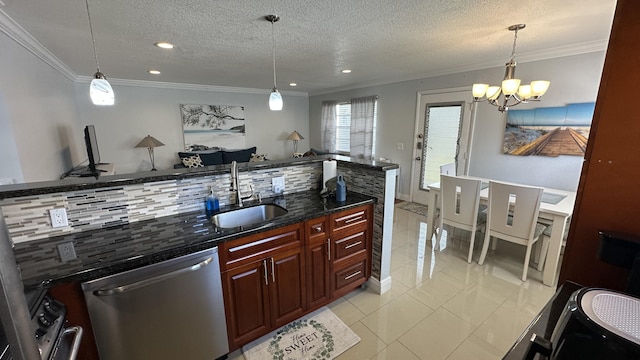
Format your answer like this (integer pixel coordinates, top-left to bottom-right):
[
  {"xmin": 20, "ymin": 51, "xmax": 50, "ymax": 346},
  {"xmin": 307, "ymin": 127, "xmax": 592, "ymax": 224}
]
[{"xmin": 409, "ymin": 87, "xmax": 477, "ymax": 203}]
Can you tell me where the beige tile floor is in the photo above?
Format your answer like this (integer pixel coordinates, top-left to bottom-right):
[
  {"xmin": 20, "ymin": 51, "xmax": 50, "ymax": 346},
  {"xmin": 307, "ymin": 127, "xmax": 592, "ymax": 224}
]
[{"xmin": 228, "ymin": 203, "xmax": 558, "ymax": 360}]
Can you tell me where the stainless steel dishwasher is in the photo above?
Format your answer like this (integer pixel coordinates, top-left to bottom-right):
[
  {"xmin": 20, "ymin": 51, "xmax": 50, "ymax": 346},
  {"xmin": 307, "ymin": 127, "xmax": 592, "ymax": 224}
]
[{"xmin": 81, "ymin": 247, "xmax": 229, "ymax": 360}]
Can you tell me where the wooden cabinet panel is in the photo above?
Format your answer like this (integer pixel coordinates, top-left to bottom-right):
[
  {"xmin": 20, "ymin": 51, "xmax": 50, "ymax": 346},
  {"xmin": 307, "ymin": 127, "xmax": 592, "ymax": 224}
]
[
  {"xmin": 222, "ymin": 260, "xmax": 271, "ymax": 349},
  {"xmin": 331, "ymin": 206, "xmax": 369, "ymax": 234},
  {"xmin": 333, "ymin": 230, "xmax": 368, "ymax": 261},
  {"xmin": 220, "ymin": 224, "xmax": 303, "ymax": 271},
  {"xmin": 305, "ymin": 216, "xmax": 331, "ymax": 309},
  {"xmin": 269, "ymin": 249, "xmax": 306, "ymax": 328},
  {"xmin": 332, "ymin": 257, "xmax": 368, "ymax": 298}
]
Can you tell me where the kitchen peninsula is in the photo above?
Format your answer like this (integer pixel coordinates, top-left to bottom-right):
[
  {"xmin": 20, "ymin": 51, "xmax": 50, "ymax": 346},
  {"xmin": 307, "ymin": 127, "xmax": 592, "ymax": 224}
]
[{"xmin": 0, "ymin": 155, "xmax": 398, "ymax": 358}]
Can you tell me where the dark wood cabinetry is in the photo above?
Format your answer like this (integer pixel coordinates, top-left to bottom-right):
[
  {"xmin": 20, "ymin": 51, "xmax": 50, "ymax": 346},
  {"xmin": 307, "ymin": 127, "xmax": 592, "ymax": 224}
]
[
  {"xmin": 219, "ymin": 223, "xmax": 306, "ymax": 350},
  {"xmin": 217, "ymin": 203, "xmax": 373, "ymax": 351},
  {"xmin": 329, "ymin": 205, "xmax": 372, "ymax": 298}
]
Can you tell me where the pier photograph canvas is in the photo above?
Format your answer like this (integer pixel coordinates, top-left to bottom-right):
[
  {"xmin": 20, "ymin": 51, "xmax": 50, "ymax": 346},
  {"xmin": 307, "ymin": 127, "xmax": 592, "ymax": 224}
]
[
  {"xmin": 180, "ymin": 104, "xmax": 246, "ymax": 150},
  {"xmin": 503, "ymin": 102, "xmax": 594, "ymax": 157}
]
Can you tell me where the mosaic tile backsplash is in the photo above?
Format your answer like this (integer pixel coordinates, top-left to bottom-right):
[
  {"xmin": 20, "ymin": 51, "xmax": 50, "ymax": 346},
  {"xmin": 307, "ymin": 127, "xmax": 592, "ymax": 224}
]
[{"xmin": 2, "ymin": 160, "xmax": 393, "ymax": 281}]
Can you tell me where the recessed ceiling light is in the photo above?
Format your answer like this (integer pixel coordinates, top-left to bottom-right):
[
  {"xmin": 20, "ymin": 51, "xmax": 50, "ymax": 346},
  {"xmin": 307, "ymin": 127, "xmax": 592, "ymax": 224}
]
[
  {"xmin": 148, "ymin": 70, "xmax": 161, "ymax": 75},
  {"xmin": 341, "ymin": 69, "xmax": 352, "ymax": 74},
  {"xmin": 289, "ymin": 83, "xmax": 297, "ymax": 87},
  {"xmin": 154, "ymin": 42, "xmax": 174, "ymax": 49}
]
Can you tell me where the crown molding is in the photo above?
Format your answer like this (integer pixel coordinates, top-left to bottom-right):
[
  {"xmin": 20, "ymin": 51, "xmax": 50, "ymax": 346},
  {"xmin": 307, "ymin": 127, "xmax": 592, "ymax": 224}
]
[
  {"xmin": 309, "ymin": 39, "xmax": 609, "ymax": 96},
  {"xmin": 75, "ymin": 76, "xmax": 309, "ymax": 96},
  {"xmin": 0, "ymin": 9, "xmax": 77, "ymax": 81}
]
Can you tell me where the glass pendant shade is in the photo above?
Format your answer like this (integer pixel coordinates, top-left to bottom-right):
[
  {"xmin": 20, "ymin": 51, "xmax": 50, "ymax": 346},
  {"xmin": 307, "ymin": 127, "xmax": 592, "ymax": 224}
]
[
  {"xmin": 486, "ymin": 86, "xmax": 501, "ymax": 100},
  {"xmin": 269, "ymin": 89, "xmax": 283, "ymax": 111},
  {"xmin": 90, "ymin": 72, "xmax": 114, "ymax": 106},
  {"xmin": 501, "ymin": 78, "xmax": 521, "ymax": 96},
  {"xmin": 472, "ymin": 84, "xmax": 489, "ymax": 99},
  {"xmin": 517, "ymin": 85, "xmax": 532, "ymax": 100},
  {"xmin": 531, "ymin": 80, "xmax": 551, "ymax": 98}
]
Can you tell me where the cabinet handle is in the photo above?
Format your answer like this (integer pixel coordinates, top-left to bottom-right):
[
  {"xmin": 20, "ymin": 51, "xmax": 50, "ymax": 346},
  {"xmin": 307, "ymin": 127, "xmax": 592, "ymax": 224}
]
[
  {"xmin": 344, "ymin": 216, "xmax": 363, "ymax": 224},
  {"xmin": 345, "ymin": 241, "xmax": 362, "ymax": 250},
  {"xmin": 314, "ymin": 226, "xmax": 323, "ymax": 233},
  {"xmin": 270, "ymin": 257, "xmax": 276, "ymax": 283},
  {"xmin": 344, "ymin": 270, "xmax": 362, "ymax": 280},
  {"xmin": 263, "ymin": 259, "xmax": 268, "ymax": 286},
  {"xmin": 327, "ymin": 238, "xmax": 331, "ymax": 261}
]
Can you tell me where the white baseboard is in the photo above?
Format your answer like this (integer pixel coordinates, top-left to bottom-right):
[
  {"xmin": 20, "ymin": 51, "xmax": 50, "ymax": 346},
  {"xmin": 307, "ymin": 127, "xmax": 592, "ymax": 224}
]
[{"xmin": 366, "ymin": 276, "xmax": 392, "ymax": 294}]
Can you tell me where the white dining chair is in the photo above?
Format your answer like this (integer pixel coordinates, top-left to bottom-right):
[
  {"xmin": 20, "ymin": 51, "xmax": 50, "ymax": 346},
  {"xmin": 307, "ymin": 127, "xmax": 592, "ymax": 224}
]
[
  {"xmin": 437, "ymin": 175, "xmax": 484, "ymax": 263},
  {"xmin": 478, "ymin": 181, "xmax": 548, "ymax": 281},
  {"xmin": 439, "ymin": 162, "xmax": 456, "ymax": 176}
]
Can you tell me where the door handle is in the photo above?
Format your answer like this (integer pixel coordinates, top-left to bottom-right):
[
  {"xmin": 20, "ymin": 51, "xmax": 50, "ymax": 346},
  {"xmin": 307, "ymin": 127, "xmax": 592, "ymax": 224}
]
[
  {"xmin": 94, "ymin": 257, "xmax": 214, "ymax": 296},
  {"xmin": 416, "ymin": 157, "xmax": 421, "ymax": 161},
  {"xmin": 270, "ymin": 257, "xmax": 276, "ymax": 283},
  {"xmin": 327, "ymin": 238, "xmax": 331, "ymax": 261},
  {"xmin": 263, "ymin": 259, "xmax": 269, "ymax": 285},
  {"xmin": 61, "ymin": 326, "xmax": 83, "ymax": 360}
]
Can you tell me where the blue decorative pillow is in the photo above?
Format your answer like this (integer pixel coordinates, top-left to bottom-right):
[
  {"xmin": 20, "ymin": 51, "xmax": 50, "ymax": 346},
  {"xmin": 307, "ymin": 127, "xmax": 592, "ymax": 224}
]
[
  {"xmin": 222, "ymin": 147, "xmax": 257, "ymax": 164},
  {"xmin": 178, "ymin": 151, "xmax": 223, "ymax": 166}
]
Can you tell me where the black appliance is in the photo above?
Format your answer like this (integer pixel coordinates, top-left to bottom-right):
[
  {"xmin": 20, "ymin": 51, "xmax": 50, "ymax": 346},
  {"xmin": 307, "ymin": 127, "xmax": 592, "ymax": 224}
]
[
  {"xmin": 525, "ymin": 287, "xmax": 640, "ymax": 359},
  {"xmin": 0, "ymin": 289, "xmax": 82, "ymax": 360}
]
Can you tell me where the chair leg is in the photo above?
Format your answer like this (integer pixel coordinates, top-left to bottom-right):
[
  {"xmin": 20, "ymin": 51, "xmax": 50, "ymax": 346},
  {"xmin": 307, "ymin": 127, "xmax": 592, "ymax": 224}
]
[
  {"xmin": 522, "ymin": 243, "xmax": 533, "ymax": 281},
  {"xmin": 478, "ymin": 230, "xmax": 491, "ymax": 265},
  {"xmin": 491, "ymin": 236, "xmax": 498, "ymax": 251},
  {"xmin": 467, "ymin": 226, "xmax": 477, "ymax": 264},
  {"xmin": 537, "ymin": 236, "xmax": 550, "ymax": 271},
  {"xmin": 436, "ymin": 220, "xmax": 444, "ymax": 251}
]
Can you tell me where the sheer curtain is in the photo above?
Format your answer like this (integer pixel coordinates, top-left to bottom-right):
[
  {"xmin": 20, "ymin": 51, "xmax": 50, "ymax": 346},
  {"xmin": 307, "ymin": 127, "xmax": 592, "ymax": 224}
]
[
  {"xmin": 350, "ymin": 95, "xmax": 377, "ymax": 159},
  {"xmin": 320, "ymin": 101, "xmax": 337, "ymax": 153}
]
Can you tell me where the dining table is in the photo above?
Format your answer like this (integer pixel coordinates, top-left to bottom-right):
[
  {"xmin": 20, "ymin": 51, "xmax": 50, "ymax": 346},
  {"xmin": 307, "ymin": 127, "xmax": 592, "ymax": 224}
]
[{"xmin": 425, "ymin": 176, "xmax": 576, "ymax": 287}]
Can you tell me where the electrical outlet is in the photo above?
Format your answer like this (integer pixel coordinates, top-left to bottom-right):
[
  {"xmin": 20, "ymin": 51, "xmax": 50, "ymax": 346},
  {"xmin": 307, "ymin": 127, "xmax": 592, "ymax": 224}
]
[
  {"xmin": 272, "ymin": 176, "xmax": 285, "ymax": 194},
  {"xmin": 57, "ymin": 242, "xmax": 77, "ymax": 262},
  {"xmin": 49, "ymin": 208, "xmax": 69, "ymax": 228},
  {"xmin": 397, "ymin": 143, "xmax": 405, "ymax": 151}
]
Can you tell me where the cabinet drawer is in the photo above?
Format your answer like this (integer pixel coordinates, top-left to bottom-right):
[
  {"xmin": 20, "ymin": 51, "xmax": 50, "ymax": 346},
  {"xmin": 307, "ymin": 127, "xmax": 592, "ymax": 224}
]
[
  {"xmin": 333, "ymin": 258, "xmax": 367, "ymax": 295},
  {"xmin": 305, "ymin": 217, "xmax": 328, "ymax": 244},
  {"xmin": 220, "ymin": 224, "xmax": 302, "ymax": 271},
  {"xmin": 333, "ymin": 230, "xmax": 367, "ymax": 261},
  {"xmin": 331, "ymin": 205, "xmax": 369, "ymax": 234}
]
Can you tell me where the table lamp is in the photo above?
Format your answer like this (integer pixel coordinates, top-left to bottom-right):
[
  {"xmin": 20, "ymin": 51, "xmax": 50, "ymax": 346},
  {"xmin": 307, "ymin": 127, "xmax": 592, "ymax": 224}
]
[
  {"xmin": 287, "ymin": 130, "xmax": 304, "ymax": 155},
  {"xmin": 135, "ymin": 135, "xmax": 164, "ymax": 171}
]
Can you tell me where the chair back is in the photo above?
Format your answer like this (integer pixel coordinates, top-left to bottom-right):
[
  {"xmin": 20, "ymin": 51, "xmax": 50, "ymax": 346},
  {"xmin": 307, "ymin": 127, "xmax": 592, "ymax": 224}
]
[
  {"xmin": 440, "ymin": 162, "xmax": 456, "ymax": 176},
  {"xmin": 487, "ymin": 181, "xmax": 543, "ymax": 241},
  {"xmin": 440, "ymin": 175, "xmax": 482, "ymax": 229}
]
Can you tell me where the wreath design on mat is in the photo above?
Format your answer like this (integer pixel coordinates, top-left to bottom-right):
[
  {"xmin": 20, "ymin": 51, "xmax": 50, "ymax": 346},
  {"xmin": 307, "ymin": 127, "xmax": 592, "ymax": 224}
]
[{"xmin": 268, "ymin": 318, "xmax": 334, "ymax": 360}]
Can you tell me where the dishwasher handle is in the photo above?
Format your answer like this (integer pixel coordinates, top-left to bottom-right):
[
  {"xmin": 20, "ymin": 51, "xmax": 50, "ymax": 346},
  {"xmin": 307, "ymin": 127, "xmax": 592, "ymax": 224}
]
[{"xmin": 93, "ymin": 257, "xmax": 214, "ymax": 296}]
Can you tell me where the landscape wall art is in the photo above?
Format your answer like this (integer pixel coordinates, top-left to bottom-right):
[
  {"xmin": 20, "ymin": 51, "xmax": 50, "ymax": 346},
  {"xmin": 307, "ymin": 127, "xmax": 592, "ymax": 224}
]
[
  {"xmin": 180, "ymin": 104, "xmax": 246, "ymax": 150},
  {"xmin": 503, "ymin": 102, "xmax": 595, "ymax": 157}
]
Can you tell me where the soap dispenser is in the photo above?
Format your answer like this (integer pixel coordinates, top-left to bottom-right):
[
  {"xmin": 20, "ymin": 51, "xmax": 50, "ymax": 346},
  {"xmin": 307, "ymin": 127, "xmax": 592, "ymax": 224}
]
[
  {"xmin": 205, "ymin": 186, "xmax": 219, "ymax": 212},
  {"xmin": 336, "ymin": 174, "xmax": 346, "ymax": 202}
]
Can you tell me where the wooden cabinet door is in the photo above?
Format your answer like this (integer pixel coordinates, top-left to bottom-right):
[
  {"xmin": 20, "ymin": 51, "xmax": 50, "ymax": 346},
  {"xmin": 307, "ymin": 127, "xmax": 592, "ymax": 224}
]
[
  {"xmin": 222, "ymin": 260, "xmax": 271, "ymax": 350},
  {"xmin": 268, "ymin": 247, "xmax": 306, "ymax": 329},
  {"xmin": 305, "ymin": 217, "xmax": 331, "ymax": 309}
]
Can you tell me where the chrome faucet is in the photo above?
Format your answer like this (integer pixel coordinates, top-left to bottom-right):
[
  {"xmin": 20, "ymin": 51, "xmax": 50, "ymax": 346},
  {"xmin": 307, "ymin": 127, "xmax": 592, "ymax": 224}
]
[{"xmin": 230, "ymin": 161, "xmax": 253, "ymax": 206}]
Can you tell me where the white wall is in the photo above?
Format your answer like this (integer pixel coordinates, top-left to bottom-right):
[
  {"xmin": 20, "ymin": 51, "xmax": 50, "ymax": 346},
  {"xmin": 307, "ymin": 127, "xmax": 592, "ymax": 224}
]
[
  {"xmin": 0, "ymin": 32, "xmax": 82, "ymax": 183},
  {"xmin": 73, "ymin": 83, "xmax": 310, "ymax": 174},
  {"xmin": 309, "ymin": 52, "xmax": 606, "ymax": 196}
]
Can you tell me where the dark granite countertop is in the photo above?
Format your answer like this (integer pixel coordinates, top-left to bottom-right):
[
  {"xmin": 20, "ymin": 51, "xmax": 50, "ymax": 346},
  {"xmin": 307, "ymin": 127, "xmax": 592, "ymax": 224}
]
[
  {"xmin": 503, "ymin": 281, "xmax": 583, "ymax": 359},
  {"xmin": 15, "ymin": 190, "xmax": 375, "ymax": 289},
  {"xmin": 0, "ymin": 155, "xmax": 398, "ymax": 199}
]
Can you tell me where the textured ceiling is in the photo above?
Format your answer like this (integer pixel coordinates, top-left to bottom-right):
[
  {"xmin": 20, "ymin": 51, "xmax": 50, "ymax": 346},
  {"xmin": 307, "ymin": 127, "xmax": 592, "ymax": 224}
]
[{"xmin": 1, "ymin": 0, "xmax": 617, "ymax": 94}]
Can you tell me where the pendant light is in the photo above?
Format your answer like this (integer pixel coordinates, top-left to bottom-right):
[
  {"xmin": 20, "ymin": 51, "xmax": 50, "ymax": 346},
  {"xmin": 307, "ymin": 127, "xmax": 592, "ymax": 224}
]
[
  {"xmin": 86, "ymin": 0, "xmax": 114, "ymax": 106},
  {"xmin": 266, "ymin": 15, "xmax": 283, "ymax": 111}
]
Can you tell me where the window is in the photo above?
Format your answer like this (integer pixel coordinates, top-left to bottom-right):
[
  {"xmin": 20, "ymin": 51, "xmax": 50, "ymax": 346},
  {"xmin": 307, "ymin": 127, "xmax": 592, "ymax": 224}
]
[{"xmin": 335, "ymin": 101, "xmax": 378, "ymax": 154}]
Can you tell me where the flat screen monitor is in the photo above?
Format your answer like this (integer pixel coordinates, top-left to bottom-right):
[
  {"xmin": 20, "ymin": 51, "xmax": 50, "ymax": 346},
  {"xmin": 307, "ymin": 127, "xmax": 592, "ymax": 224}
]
[{"xmin": 84, "ymin": 125, "xmax": 101, "ymax": 173}]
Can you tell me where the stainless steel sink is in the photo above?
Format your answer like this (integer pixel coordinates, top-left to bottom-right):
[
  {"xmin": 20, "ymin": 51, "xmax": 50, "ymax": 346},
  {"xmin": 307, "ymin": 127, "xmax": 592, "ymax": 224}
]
[{"xmin": 211, "ymin": 204, "xmax": 288, "ymax": 229}]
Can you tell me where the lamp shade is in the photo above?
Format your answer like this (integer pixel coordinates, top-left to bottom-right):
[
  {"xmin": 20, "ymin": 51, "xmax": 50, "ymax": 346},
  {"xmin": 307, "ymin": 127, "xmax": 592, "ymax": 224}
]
[
  {"xmin": 90, "ymin": 75, "xmax": 115, "ymax": 106},
  {"xmin": 135, "ymin": 135, "xmax": 164, "ymax": 148},
  {"xmin": 269, "ymin": 89, "xmax": 283, "ymax": 111},
  {"xmin": 287, "ymin": 131, "xmax": 304, "ymax": 141}
]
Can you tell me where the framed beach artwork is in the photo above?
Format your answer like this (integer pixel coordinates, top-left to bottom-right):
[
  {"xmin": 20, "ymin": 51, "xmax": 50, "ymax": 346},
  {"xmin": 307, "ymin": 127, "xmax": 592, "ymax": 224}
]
[
  {"xmin": 180, "ymin": 104, "xmax": 246, "ymax": 150},
  {"xmin": 503, "ymin": 102, "xmax": 595, "ymax": 157}
]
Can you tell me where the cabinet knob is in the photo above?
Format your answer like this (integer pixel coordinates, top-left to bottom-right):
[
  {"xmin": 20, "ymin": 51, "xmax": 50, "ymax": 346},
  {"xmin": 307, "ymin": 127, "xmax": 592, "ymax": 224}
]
[{"xmin": 314, "ymin": 226, "xmax": 322, "ymax": 233}]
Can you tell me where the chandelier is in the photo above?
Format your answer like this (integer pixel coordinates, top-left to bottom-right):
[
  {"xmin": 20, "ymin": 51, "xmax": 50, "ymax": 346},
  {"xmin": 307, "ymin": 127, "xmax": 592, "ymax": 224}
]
[
  {"xmin": 472, "ymin": 24, "xmax": 550, "ymax": 112},
  {"xmin": 266, "ymin": 15, "xmax": 283, "ymax": 111}
]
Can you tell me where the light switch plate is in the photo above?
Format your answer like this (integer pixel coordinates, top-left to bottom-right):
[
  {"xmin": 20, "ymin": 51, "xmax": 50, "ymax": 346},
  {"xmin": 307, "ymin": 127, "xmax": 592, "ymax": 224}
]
[
  {"xmin": 272, "ymin": 176, "xmax": 285, "ymax": 194},
  {"xmin": 49, "ymin": 208, "xmax": 69, "ymax": 228}
]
